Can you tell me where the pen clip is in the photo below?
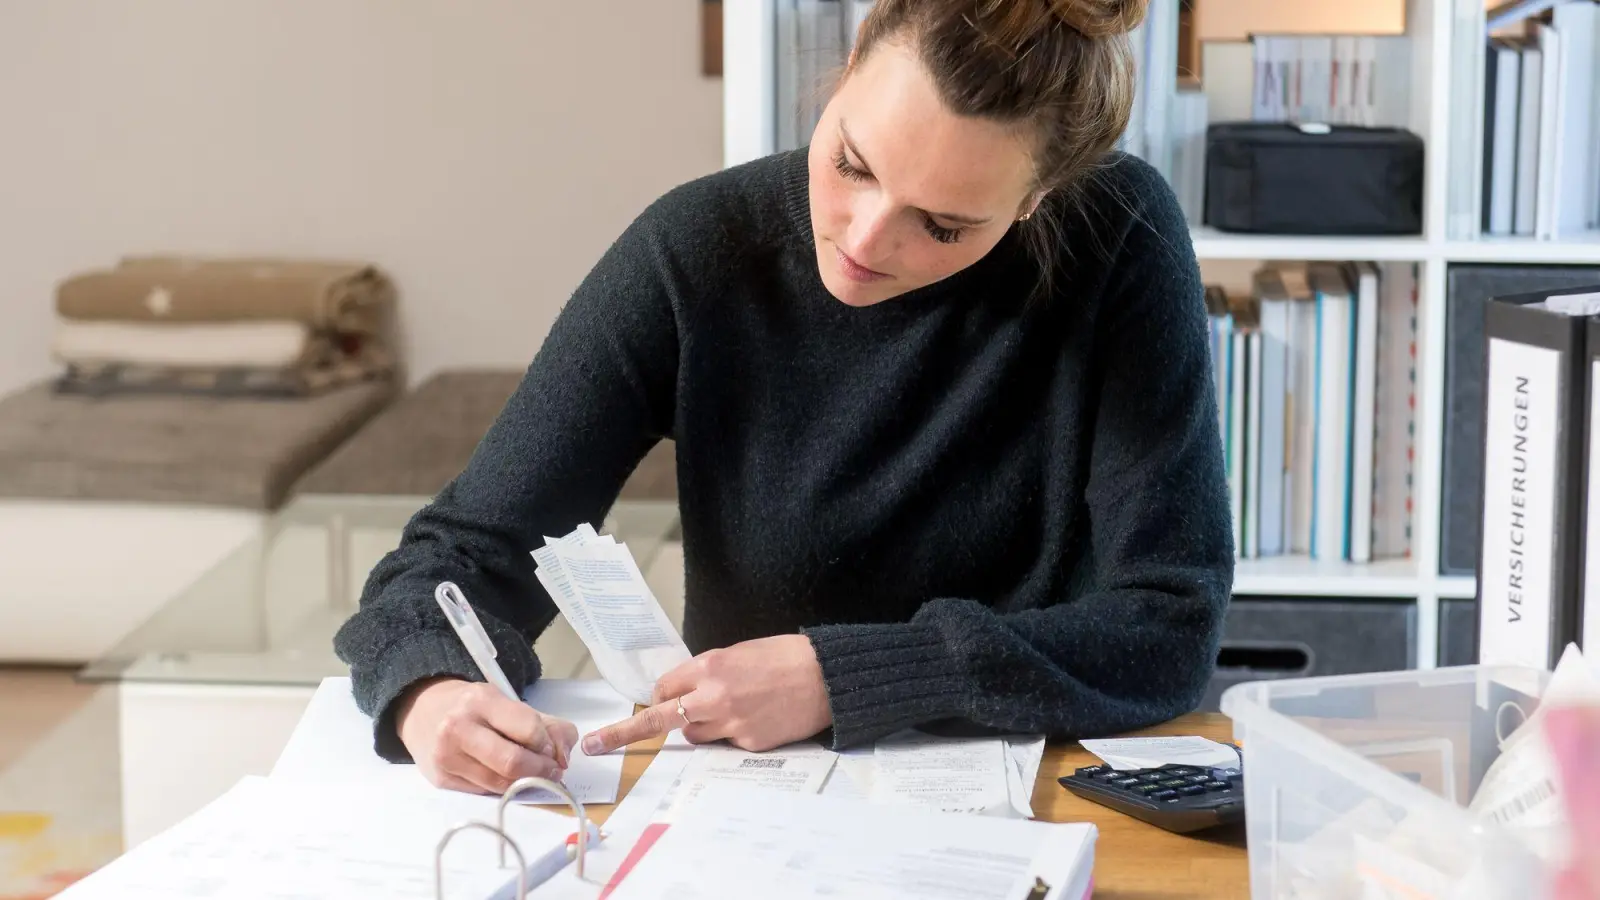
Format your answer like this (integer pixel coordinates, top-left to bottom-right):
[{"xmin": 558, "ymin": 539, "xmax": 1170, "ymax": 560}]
[{"xmin": 435, "ymin": 581, "xmax": 498, "ymax": 660}]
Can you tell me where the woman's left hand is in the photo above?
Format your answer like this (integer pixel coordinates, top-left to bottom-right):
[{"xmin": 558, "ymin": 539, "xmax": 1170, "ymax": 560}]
[{"xmin": 579, "ymin": 635, "xmax": 833, "ymax": 756}]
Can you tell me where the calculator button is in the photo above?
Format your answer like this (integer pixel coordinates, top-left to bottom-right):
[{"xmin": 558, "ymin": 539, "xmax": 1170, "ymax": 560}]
[
  {"xmin": 1135, "ymin": 784, "xmax": 1163, "ymax": 795},
  {"xmin": 1112, "ymin": 777, "xmax": 1141, "ymax": 788},
  {"xmin": 1179, "ymin": 785, "xmax": 1207, "ymax": 796},
  {"xmin": 1203, "ymin": 781, "xmax": 1230, "ymax": 791},
  {"xmin": 1167, "ymin": 767, "xmax": 1199, "ymax": 776},
  {"xmin": 1076, "ymin": 767, "xmax": 1107, "ymax": 777},
  {"xmin": 1159, "ymin": 778, "xmax": 1189, "ymax": 788},
  {"xmin": 1139, "ymin": 772, "xmax": 1167, "ymax": 783},
  {"xmin": 1186, "ymin": 775, "xmax": 1212, "ymax": 784},
  {"xmin": 1151, "ymin": 789, "xmax": 1179, "ymax": 801}
]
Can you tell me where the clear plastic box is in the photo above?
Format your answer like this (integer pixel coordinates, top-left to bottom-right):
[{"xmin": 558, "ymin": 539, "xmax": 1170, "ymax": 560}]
[{"xmin": 1220, "ymin": 663, "xmax": 1563, "ymax": 900}]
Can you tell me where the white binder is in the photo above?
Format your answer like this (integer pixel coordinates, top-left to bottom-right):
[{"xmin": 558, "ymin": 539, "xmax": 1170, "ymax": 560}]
[{"xmin": 53, "ymin": 775, "xmax": 601, "ymax": 899}]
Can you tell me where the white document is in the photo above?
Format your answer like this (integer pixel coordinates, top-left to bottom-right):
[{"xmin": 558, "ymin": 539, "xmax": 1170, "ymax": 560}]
[
  {"xmin": 1079, "ymin": 735, "xmax": 1241, "ymax": 771},
  {"xmin": 870, "ymin": 732, "xmax": 1012, "ymax": 816},
  {"xmin": 821, "ymin": 744, "xmax": 877, "ymax": 800},
  {"xmin": 271, "ymin": 676, "xmax": 632, "ymax": 806},
  {"xmin": 606, "ymin": 782, "xmax": 1099, "ymax": 900},
  {"xmin": 54, "ymin": 775, "xmax": 585, "ymax": 899},
  {"xmin": 554, "ymin": 731, "xmax": 698, "ymax": 890},
  {"xmin": 532, "ymin": 524, "xmax": 690, "ymax": 704},
  {"xmin": 659, "ymin": 741, "xmax": 838, "ymax": 822},
  {"xmin": 820, "ymin": 763, "xmax": 869, "ymax": 800},
  {"xmin": 820, "ymin": 734, "xmax": 1044, "ymax": 817},
  {"xmin": 1006, "ymin": 736, "xmax": 1048, "ymax": 818}
]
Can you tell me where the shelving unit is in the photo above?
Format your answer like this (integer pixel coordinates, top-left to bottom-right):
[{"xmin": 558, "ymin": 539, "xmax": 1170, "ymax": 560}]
[{"xmin": 719, "ymin": 0, "xmax": 1600, "ymax": 672}]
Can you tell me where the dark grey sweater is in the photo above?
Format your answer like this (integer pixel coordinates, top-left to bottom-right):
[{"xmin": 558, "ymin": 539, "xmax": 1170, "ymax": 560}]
[{"xmin": 333, "ymin": 148, "xmax": 1235, "ymax": 761}]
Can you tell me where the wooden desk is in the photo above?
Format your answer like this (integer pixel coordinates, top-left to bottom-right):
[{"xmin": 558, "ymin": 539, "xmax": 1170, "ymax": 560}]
[
  {"xmin": 1038, "ymin": 714, "xmax": 1248, "ymax": 899},
  {"xmin": 597, "ymin": 713, "xmax": 1250, "ymax": 899}
]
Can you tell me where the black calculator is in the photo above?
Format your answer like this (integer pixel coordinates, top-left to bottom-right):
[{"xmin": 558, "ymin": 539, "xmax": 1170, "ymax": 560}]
[{"xmin": 1058, "ymin": 763, "xmax": 1245, "ymax": 834}]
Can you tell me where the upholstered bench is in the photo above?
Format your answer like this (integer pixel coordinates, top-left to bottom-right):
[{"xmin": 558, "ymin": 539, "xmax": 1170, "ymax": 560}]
[
  {"xmin": 0, "ymin": 380, "xmax": 394, "ymax": 662},
  {"xmin": 292, "ymin": 369, "xmax": 682, "ymax": 679}
]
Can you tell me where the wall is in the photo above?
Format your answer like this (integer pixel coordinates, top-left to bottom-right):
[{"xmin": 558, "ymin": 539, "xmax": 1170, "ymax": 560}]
[{"xmin": 0, "ymin": 0, "xmax": 723, "ymax": 395}]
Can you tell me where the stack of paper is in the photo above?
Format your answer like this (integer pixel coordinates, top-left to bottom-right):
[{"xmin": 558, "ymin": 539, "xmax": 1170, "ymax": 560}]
[{"xmin": 531, "ymin": 523, "xmax": 690, "ymax": 705}]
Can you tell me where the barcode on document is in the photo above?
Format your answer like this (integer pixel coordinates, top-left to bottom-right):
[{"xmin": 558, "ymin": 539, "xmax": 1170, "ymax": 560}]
[
  {"xmin": 1484, "ymin": 778, "xmax": 1556, "ymax": 826},
  {"xmin": 739, "ymin": 758, "xmax": 787, "ymax": 769}
]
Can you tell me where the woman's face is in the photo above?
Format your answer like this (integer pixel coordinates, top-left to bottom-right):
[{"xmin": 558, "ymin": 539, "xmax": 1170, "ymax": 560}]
[{"xmin": 807, "ymin": 39, "xmax": 1040, "ymax": 308}]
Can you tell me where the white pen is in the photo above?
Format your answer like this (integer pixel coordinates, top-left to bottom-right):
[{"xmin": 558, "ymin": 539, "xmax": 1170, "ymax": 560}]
[
  {"xmin": 435, "ymin": 580, "xmax": 571, "ymax": 771},
  {"xmin": 434, "ymin": 581, "xmax": 520, "ymax": 701}
]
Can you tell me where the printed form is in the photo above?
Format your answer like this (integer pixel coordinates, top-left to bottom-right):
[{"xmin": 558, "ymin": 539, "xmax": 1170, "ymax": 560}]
[
  {"xmin": 823, "ymin": 731, "xmax": 1047, "ymax": 818},
  {"xmin": 606, "ymin": 782, "xmax": 1098, "ymax": 900},
  {"xmin": 657, "ymin": 742, "xmax": 839, "ymax": 823},
  {"xmin": 870, "ymin": 732, "xmax": 1012, "ymax": 816}
]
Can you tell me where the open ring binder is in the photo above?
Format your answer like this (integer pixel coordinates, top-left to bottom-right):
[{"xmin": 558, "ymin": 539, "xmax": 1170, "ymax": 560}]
[
  {"xmin": 436, "ymin": 821, "xmax": 530, "ymax": 899},
  {"xmin": 433, "ymin": 775, "xmax": 596, "ymax": 898}
]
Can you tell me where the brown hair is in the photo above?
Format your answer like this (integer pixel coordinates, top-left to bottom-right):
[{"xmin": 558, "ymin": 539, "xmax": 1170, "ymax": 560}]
[{"xmin": 846, "ymin": 0, "xmax": 1149, "ymax": 294}]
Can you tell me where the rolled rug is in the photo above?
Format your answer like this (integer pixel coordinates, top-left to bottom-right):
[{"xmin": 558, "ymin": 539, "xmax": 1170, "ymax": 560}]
[
  {"xmin": 55, "ymin": 255, "xmax": 395, "ymax": 335},
  {"xmin": 51, "ymin": 319, "xmax": 316, "ymax": 370}
]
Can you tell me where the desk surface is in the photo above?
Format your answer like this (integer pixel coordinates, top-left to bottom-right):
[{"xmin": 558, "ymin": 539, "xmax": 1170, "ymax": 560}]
[{"xmin": 600, "ymin": 713, "xmax": 1249, "ymax": 899}]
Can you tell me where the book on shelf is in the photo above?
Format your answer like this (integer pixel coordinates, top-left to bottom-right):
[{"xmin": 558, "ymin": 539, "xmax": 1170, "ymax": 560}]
[
  {"xmin": 1170, "ymin": 85, "xmax": 1209, "ymax": 226},
  {"xmin": 1454, "ymin": 0, "xmax": 1600, "ymax": 240},
  {"xmin": 774, "ymin": 0, "xmax": 870, "ymax": 153},
  {"xmin": 1206, "ymin": 261, "xmax": 1417, "ymax": 565},
  {"xmin": 1246, "ymin": 34, "xmax": 1412, "ymax": 128}
]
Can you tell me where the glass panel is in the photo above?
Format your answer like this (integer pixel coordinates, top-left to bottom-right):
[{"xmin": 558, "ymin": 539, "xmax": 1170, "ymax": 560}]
[{"xmin": 79, "ymin": 494, "xmax": 681, "ymax": 689}]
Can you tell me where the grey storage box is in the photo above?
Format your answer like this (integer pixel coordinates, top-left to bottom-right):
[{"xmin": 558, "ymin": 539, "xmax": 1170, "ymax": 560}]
[
  {"xmin": 1199, "ymin": 598, "xmax": 1418, "ymax": 711},
  {"xmin": 1438, "ymin": 598, "xmax": 1478, "ymax": 667}
]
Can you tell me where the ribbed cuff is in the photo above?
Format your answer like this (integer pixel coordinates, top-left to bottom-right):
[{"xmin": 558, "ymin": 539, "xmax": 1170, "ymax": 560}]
[
  {"xmin": 801, "ymin": 622, "xmax": 969, "ymax": 749},
  {"xmin": 363, "ymin": 629, "xmax": 525, "ymax": 764}
]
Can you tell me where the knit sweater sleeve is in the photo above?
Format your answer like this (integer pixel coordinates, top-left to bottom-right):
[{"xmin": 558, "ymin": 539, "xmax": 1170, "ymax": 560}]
[
  {"xmin": 801, "ymin": 172, "xmax": 1236, "ymax": 748},
  {"xmin": 331, "ymin": 194, "xmax": 686, "ymax": 762}
]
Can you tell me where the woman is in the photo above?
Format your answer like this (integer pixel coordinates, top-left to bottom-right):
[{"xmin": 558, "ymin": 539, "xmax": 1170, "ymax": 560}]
[{"xmin": 333, "ymin": 0, "xmax": 1234, "ymax": 796}]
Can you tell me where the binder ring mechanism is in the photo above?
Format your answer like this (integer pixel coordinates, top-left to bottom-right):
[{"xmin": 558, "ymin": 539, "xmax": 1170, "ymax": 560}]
[{"xmin": 434, "ymin": 776, "xmax": 594, "ymax": 898}]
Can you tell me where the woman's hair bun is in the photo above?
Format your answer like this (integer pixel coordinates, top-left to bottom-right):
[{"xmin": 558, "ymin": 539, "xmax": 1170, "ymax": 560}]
[
  {"xmin": 1046, "ymin": 0, "xmax": 1148, "ymax": 37},
  {"xmin": 966, "ymin": 0, "xmax": 1148, "ymax": 48}
]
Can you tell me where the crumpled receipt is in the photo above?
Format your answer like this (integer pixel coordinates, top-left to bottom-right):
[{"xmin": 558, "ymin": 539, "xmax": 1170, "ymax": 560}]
[
  {"xmin": 1469, "ymin": 643, "xmax": 1600, "ymax": 865},
  {"xmin": 531, "ymin": 523, "xmax": 690, "ymax": 705}
]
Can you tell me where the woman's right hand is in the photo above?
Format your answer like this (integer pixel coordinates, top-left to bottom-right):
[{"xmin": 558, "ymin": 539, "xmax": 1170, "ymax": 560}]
[{"xmin": 395, "ymin": 676, "xmax": 579, "ymax": 795}]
